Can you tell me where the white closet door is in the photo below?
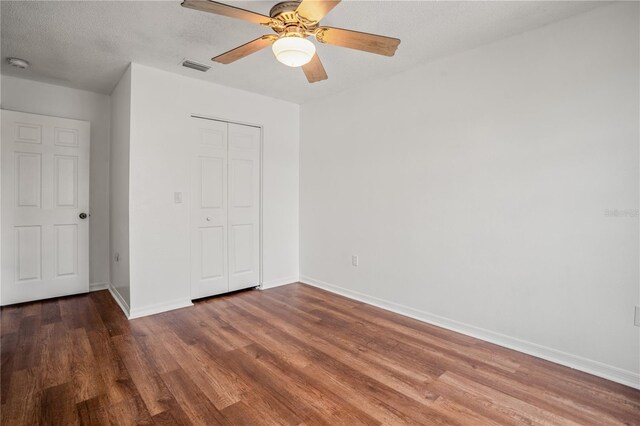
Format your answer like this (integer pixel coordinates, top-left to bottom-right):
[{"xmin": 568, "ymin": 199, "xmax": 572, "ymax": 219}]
[
  {"xmin": 227, "ymin": 123, "xmax": 260, "ymax": 292},
  {"xmin": 1, "ymin": 110, "xmax": 90, "ymax": 305},
  {"xmin": 190, "ymin": 119, "xmax": 229, "ymax": 299}
]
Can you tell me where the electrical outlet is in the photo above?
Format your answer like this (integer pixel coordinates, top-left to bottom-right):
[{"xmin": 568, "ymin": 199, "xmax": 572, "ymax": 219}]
[
  {"xmin": 635, "ymin": 306, "xmax": 640, "ymax": 327},
  {"xmin": 174, "ymin": 192, "xmax": 183, "ymax": 204},
  {"xmin": 352, "ymin": 255, "xmax": 358, "ymax": 267}
]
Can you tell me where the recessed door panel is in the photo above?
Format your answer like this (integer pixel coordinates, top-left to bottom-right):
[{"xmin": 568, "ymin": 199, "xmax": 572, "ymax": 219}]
[
  {"xmin": 230, "ymin": 159, "xmax": 253, "ymax": 207},
  {"xmin": 200, "ymin": 226, "xmax": 224, "ymax": 279},
  {"xmin": 200, "ymin": 128, "xmax": 225, "ymax": 149},
  {"xmin": 200, "ymin": 156, "xmax": 224, "ymax": 208},
  {"xmin": 55, "ymin": 155, "xmax": 78, "ymax": 208},
  {"xmin": 16, "ymin": 123, "xmax": 42, "ymax": 144},
  {"xmin": 230, "ymin": 133, "xmax": 253, "ymax": 151},
  {"xmin": 2, "ymin": 110, "xmax": 90, "ymax": 305},
  {"xmin": 231, "ymin": 224, "xmax": 253, "ymax": 274},
  {"xmin": 15, "ymin": 226, "xmax": 41, "ymax": 281},
  {"xmin": 16, "ymin": 152, "xmax": 41, "ymax": 208},
  {"xmin": 55, "ymin": 224, "xmax": 77, "ymax": 277},
  {"xmin": 54, "ymin": 127, "xmax": 79, "ymax": 147}
]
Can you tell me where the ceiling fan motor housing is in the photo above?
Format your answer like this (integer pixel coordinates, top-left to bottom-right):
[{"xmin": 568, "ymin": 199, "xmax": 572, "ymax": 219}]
[
  {"xmin": 269, "ymin": 0, "xmax": 318, "ymax": 38},
  {"xmin": 269, "ymin": 1, "xmax": 302, "ymax": 19}
]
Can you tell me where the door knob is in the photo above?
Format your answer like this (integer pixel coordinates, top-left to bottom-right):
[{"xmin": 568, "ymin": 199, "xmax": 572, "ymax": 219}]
[{"xmin": 79, "ymin": 213, "xmax": 89, "ymax": 219}]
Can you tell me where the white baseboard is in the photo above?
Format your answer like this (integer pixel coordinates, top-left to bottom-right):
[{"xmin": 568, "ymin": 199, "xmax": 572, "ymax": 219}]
[
  {"xmin": 300, "ymin": 275, "xmax": 640, "ymax": 390},
  {"xmin": 260, "ymin": 276, "xmax": 299, "ymax": 290},
  {"xmin": 108, "ymin": 284, "xmax": 130, "ymax": 318},
  {"xmin": 106, "ymin": 282, "xmax": 193, "ymax": 320},
  {"xmin": 89, "ymin": 282, "xmax": 109, "ymax": 292},
  {"xmin": 128, "ymin": 298, "xmax": 193, "ymax": 319}
]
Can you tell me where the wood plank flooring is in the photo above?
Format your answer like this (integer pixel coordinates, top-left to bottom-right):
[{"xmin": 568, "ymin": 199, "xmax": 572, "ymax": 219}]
[{"xmin": 1, "ymin": 283, "xmax": 639, "ymax": 425}]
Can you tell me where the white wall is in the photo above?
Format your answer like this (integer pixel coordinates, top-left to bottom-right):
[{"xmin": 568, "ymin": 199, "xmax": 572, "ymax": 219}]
[
  {"xmin": 0, "ymin": 75, "xmax": 111, "ymax": 288},
  {"xmin": 128, "ymin": 63, "xmax": 299, "ymax": 317},
  {"xmin": 300, "ymin": 3, "xmax": 639, "ymax": 387},
  {"xmin": 109, "ymin": 67, "xmax": 132, "ymax": 311}
]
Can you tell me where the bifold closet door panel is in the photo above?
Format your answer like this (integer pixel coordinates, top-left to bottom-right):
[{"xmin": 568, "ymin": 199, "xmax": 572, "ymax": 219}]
[
  {"xmin": 190, "ymin": 119, "xmax": 229, "ymax": 299},
  {"xmin": 227, "ymin": 123, "xmax": 260, "ymax": 292}
]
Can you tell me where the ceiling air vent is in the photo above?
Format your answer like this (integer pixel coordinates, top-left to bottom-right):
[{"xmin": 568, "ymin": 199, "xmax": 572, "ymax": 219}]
[{"xmin": 182, "ymin": 59, "xmax": 210, "ymax": 72}]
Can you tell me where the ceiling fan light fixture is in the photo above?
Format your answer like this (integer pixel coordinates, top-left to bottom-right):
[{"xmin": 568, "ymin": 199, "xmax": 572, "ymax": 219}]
[{"xmin": 272, "ymin": 36, "xmax": 316, "ymax": 67}]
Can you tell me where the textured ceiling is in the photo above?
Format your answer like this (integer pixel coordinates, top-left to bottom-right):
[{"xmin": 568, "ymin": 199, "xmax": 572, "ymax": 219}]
[{"xmin": 1, "ymin": 0, "xmax": 607, "ymax": 104}]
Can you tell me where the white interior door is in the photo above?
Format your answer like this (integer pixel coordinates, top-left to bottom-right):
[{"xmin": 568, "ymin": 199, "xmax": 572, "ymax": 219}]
[
  {"xmin": 190, "ymin": 118, "xmax": 229, "ymax": 299},
  {"xmin": 227, "ymin": 123, "xmax": 260, "ymax": 292},
  {"xmin": 1, "ymin": 110, "xmax": 90, "ymax": 305}
]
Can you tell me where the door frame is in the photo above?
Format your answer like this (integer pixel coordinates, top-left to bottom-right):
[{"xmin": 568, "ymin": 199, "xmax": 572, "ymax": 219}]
[{"xmin": 189, "ymin": 114, "xmax": 264, "ymax": 296}]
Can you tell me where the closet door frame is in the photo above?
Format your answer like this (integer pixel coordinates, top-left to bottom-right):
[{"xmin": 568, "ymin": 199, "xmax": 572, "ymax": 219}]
[{"xmin": 190, "ymin": 114, "xmax": 263, "ymax": 296}]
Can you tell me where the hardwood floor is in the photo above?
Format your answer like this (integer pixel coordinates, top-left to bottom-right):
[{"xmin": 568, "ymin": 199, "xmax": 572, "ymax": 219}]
[{"xmin": 1, "ymin": 283, "xmax": 639, "ymax": 425}]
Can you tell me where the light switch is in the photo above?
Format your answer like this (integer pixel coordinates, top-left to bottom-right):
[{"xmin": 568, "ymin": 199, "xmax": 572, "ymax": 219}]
[{"xmin": 174, "ymin": 192, "xmax": 183, "ymax": 204}]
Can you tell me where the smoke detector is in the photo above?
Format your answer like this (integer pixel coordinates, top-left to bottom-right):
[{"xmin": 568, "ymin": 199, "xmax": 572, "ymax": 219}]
[{"xmin": 7, "ymin": 57, "xmax": 30, "ymax": 69}]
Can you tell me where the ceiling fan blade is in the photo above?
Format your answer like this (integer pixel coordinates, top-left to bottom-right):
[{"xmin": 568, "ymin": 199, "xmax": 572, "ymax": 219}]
[
  {"xmin": 295, "ymin": 0, "xmax": 341, "ymax": 23},
  {"xmin": 316, "ymin": 27, "xmax": 400, "ymax": 57},
  {"xmin": 181, "ymin": 0, "xmax": 272, "ymax": 25},
  {"xmin": 302, "ymin": 53, "xmax": 328, "ymax": 83},
  {"xmin": 213, "ymin": 35, "xmax": 278, "ymax": 64}
]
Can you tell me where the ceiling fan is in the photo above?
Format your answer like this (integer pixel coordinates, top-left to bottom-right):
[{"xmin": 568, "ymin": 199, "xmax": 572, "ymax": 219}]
[{"xmin": 181, "ymin": 0, "xmax": 401, "ymax": 83}]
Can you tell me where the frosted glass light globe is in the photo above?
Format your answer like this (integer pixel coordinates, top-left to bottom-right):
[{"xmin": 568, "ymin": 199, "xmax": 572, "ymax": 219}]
[{"xmin": 272, "ymin": 37, "xmax": 316, "ymax": 67}]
